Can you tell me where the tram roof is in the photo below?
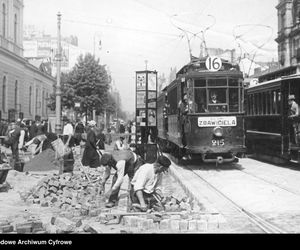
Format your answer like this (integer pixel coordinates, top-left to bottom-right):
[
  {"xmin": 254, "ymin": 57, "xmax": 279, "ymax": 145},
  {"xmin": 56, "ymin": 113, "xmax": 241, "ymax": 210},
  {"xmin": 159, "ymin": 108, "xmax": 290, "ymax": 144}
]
[{"xmin": 247, "ymin": 73, "xmax": 300, "ymax": 92}]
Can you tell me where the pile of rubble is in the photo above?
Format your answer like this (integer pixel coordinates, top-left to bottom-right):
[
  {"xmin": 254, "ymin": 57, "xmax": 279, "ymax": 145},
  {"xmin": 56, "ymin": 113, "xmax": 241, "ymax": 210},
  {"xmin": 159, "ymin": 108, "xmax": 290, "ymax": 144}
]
[{"xmin": 19, "ymin": 169, "xmax": 106, "ymax": 217}]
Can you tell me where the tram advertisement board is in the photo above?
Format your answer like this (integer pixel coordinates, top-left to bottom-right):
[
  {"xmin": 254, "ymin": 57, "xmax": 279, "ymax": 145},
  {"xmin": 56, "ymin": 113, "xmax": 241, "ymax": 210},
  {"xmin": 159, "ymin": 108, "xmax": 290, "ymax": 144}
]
[
  {"xmin": 137, "ymin": 91, "xmax": 146, "ymax": 108},
  {"xmin": 136, "ymin": 73, "xmax": 146, "ymax": 90}
]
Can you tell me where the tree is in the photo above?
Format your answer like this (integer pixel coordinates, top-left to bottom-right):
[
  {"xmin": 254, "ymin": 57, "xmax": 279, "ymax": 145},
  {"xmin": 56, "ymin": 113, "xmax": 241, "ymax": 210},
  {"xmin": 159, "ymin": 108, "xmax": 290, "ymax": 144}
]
[{"xmin": 48, "ymin": 53, "xmax": 112, "ymax": 117}]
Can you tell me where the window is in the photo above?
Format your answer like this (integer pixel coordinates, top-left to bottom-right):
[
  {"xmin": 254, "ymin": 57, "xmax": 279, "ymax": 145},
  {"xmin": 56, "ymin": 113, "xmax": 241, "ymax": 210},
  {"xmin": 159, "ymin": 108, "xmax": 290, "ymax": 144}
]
[
  {"xmin": 168, "ymin": 87, "xmax": 177, "ymax": 114},
  {"xmin": 229, "ymin": 88, "xmax": 239, "ymax": 112},
  {"xmin": 15, "ymin": 80, "xmax": 18, "ymax": 109},
  {"xmin": 14, "ymin": 14, "xmax": 17, "ymax": 43},
  {"xmin": 194, "ymin": 88, "xmax": 207, "ymax": 113},
  {"xmin": 2, "ymin": 4, "xmax": 6, "ymax": 37},
  {"xmin": 29, "ymin": 86, "xmax": 32, "ymax": 114},
  {"xmin": 2, "ymin": 76, "xmax": 6, "ymax": 112},
  {"xmin": 42, "ymin": 90, "xmax": 44, "ymax": 115}
]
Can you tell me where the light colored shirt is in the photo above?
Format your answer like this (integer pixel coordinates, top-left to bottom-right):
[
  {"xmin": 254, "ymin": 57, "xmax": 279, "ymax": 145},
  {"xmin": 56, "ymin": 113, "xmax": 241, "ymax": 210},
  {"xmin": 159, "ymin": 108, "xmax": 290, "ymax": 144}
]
[
  {"xmin": 63, "ymin": 123, "xmax": 74, "ymax": 136},
  {"xmin": 290, "ymin": 101, "xmax": 299, "ymax": 116},
  {"xmin": 18, "ymin": 130, "xmax": 25, "ymax": 149},
  {"xmin": 131, "ymin": 163, "xmax": 162, "ymax": 194},
  {"xmin": 114, "ymin": 140, "xmax": 125, "ymax": 150}
]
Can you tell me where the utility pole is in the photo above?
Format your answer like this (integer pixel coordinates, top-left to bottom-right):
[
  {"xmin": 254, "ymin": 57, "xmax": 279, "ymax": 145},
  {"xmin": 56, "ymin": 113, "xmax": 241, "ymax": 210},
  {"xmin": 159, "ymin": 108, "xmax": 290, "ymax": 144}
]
[{"xmin": 55, "ymin": 12, "xmax": 62, "ymax": 134}]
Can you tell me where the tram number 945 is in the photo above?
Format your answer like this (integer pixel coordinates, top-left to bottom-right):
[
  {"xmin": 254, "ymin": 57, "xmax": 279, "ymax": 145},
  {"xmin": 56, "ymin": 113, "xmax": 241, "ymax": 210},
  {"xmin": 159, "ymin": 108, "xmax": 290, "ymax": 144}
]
[{"xmin": 212, "ymin": 139, "xmax": 225, "ymax": 146}]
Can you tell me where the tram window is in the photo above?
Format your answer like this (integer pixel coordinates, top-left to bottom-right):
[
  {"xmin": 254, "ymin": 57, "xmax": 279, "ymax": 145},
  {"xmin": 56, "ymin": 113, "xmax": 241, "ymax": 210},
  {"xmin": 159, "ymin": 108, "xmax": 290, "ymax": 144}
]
[
  {"xmin": 207, "ymin": 78, "xmax": 227, "ymax": 86},
  {"xmin": 265, "ymin": 92, "xmax": 270, "ymax": 115},
  {"xmin": 272, "ymin": 91, "xmax": 277, "ymax": 114},
  {"xmin": 194, "ymin": 88, "xmax": 207, "ymax": 113},
  {"xmin": 229, "ymin": 88, "xmax": 239, "ymax": 112},
  {"xmin": 229, "ymin": 79, "xmax": 239, "ymax": 86},
  {"xmin": 262, "ymin": 92, "xmax": 266, "ymax": 114},
  {"xmin": 168, "ymin": 87, "xmax": 178, "ymax": 114},
  {"xmin": 194, "ymin": 79, "xmax": 206, "ymax": 87},
  {"xmin": 254, "ymin": 94, "xmax": 259, "ymax": 115},
  {"xmin": 209, "ymin": 89, "xmax": 226, "ymax": 104},
  {"xmin": 277, "ymin": 91, "xmax": 281, "ymax": 114}
]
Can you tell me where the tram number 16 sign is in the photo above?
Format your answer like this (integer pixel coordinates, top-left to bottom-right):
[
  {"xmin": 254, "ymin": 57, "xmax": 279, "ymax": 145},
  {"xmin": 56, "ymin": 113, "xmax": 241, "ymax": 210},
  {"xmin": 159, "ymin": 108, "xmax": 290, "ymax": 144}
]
[{"xmin": 205, "ymin": 56, "xmax": 222, "ymax": 72}]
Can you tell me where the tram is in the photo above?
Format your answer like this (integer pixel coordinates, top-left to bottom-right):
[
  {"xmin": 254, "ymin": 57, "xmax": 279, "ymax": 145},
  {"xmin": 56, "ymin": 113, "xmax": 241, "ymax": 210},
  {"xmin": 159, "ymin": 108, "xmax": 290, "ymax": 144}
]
[
  {"xmin": 245, "ymin": 66, "xmax": 300, "ymax": 164},
  {"xmin": 157, "ymin": 56, "xmax": 246, "ymax": 164}
]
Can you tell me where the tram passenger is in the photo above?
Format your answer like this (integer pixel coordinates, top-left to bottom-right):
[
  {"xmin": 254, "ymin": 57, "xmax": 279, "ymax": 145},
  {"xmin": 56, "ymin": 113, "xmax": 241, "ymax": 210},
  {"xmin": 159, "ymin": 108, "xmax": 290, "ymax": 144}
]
[
  {"xmin": 210, "ymin": 92, "xmax": 219, "ymax": 104},
  {"xmin": 288, "ymin": 94, "xmax": 300, "ymax": 144},
  {"xmin": 130, "ymin": 155, "xmax": 171, "ymax": 212},
  {"xmin": 178, "ymin": 94, "xmax": 195, "ymax": 159}
]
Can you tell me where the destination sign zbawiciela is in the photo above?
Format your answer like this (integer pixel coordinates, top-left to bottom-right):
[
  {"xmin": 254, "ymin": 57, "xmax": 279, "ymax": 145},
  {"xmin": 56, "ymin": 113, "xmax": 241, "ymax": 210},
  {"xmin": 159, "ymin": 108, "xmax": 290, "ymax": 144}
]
[{"xmin": 198, "ymin": 116, "xmax": 237, "ymax": 127}]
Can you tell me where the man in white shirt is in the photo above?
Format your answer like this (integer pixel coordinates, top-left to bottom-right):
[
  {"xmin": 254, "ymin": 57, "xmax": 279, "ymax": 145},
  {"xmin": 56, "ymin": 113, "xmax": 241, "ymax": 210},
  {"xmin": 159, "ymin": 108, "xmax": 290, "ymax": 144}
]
[
  {"xmin": 130, "ymin": 155, "xmax": 171, "ymax": 212},
  {"xmin": 113, "ymin": 136, "xmax": 126, "ymax": 150}
]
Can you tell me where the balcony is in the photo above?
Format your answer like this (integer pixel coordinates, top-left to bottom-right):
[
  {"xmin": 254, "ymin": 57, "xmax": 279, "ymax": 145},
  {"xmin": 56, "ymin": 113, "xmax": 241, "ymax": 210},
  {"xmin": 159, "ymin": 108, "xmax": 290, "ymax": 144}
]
[{"xmin": 0, "ymin": 35, "xmax": 23, "ymax": 57}]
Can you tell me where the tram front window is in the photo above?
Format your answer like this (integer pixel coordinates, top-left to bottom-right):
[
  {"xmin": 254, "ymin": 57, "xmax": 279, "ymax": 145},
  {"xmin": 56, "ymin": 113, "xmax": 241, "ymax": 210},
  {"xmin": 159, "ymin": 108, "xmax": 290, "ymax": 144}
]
[
  {"xmin": 229, "ymin": 88, "xmax": 239, "ymax": 112},
  {"xmin": 208, "ymin": 89, "xmax": 227, "ymax": 112}
]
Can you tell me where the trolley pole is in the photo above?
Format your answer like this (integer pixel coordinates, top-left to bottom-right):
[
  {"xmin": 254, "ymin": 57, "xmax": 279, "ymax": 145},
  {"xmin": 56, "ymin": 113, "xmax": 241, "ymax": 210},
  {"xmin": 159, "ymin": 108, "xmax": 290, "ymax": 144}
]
[{"xmin": 55, "ymin": 12, "xmax": 62, "ymax": 134}]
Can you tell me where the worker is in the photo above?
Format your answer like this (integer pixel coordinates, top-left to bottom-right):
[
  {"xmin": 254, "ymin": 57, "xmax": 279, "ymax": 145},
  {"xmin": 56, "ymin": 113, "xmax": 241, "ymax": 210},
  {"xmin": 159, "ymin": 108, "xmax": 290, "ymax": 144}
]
[
  {"xmin": 130, "ymin": 155, "xmax": 171, "ymax": 212},
  {"xmin": 99, "ymin": 150, "xmax": 145, "ymax": 208}
]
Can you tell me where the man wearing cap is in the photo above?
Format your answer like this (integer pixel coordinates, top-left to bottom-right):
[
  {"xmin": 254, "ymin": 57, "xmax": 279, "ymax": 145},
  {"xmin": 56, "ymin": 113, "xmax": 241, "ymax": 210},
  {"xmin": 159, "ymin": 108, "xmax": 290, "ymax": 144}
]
[
  {"xmin": 288, "ymin": 94, "xmax": 300, "ymax": 144},
  {"xmin": 130, "ymin": 155, "xmax": 171, "ymax": 212},
  {"xmin": 100, "ymin": 150, "xmax": 145, "ymax": 208}
]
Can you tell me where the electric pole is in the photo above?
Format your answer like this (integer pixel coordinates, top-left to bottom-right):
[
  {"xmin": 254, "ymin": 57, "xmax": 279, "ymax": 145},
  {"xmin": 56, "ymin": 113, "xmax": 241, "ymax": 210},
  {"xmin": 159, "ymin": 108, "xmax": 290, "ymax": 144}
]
[{"xmin": 55, "ymin": 12, "xmax": 62, "ymax": 134}]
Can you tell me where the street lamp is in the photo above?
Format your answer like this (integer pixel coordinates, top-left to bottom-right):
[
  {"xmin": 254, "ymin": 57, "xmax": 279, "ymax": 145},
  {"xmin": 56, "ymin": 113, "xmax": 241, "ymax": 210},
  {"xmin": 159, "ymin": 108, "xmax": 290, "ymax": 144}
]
[{"xmin": 55, "ymin": 12, "xmax": 62, "ymax": 134}]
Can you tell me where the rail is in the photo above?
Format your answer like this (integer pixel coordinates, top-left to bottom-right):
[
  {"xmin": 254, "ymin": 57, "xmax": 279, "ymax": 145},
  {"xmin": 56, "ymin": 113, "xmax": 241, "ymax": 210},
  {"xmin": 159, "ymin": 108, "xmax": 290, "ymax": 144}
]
[{"xmin": 185, "ymin": 165, "xmax": 286, "ymax": 233}]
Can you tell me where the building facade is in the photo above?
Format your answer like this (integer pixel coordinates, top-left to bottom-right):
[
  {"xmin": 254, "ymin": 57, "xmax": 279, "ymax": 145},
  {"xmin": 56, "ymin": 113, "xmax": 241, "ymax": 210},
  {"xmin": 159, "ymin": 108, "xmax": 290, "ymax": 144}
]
[
  {"xmin": 0, "ymin": 0, "xmax": 55, "ymax": 121},
  {"xmin": 23, "ymin": 26, "xmax": 88, "ymax": 77},
  {"xmin": 276, "ymin": 0, "xmax": 300, "ymax": 67}
]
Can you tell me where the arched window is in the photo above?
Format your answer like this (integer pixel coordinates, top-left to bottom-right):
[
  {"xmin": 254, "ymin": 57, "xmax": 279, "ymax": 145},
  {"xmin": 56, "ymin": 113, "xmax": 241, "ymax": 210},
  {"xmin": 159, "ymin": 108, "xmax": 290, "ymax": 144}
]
[
  {"xmin": 14, "ymin": 14, "xmax": 17, "ymax": 43},
  {"xmin": 2, "ymin": 3, "xmax": 6, "ymax": 37},
  {"xmin": 15, "ymin": 80, "xmax": 18, "ymax": 109},
  {"xmin": 29, "ymin": 86, "xmax": 32, "ymax": 114}
]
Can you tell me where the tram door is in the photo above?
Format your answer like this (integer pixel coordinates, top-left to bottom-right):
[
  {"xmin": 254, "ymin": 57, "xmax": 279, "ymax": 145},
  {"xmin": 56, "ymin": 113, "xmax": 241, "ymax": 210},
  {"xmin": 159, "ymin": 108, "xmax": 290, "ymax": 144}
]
[{"xmin": 287, "ymin": 80, "xmax": 300, "ymax": 146}]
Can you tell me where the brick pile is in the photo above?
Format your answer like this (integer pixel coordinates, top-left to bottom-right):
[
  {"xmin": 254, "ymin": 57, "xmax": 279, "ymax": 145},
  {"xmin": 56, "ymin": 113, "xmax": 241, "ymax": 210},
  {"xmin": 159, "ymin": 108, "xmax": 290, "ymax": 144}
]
[{"xmin": 19, "ymin": 169, "xmax": 106, "ymax": 217}]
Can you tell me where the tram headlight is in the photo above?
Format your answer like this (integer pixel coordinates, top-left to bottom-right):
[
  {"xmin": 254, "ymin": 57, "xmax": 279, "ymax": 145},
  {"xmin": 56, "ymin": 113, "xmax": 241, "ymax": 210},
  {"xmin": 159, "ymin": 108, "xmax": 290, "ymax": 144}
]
[{"xmin": 213, "ymin": 126, "xmax": 223, "ymax": 137}]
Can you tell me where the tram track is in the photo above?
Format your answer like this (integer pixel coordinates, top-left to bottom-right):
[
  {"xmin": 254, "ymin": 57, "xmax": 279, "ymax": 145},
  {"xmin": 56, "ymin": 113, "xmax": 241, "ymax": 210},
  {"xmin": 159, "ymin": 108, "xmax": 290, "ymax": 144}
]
[
  {"xmin": 184, "ymin": 164, "xmax": 286, "ymax": 233},
  {"xmin": 236, "ymin": 167, "xmax": 300, "ymax": 197},
  {"xmin": 168, "ymin": 154, "xmax": 287, "ymax": 233}
]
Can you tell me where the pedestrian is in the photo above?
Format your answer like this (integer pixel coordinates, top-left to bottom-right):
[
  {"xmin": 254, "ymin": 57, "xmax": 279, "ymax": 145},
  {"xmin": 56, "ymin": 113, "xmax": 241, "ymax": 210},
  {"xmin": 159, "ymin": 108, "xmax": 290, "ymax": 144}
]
[
  {"xmin": 288, "ymin": 94, "xmax": 300, "ymax": 144},
  {"xmin": 130, "ymin": 155, "xmax": 171, "ymax": 212},
  {"xmin": 95, "ymin": 127, "xmax": 106, "ymax": 155},
  {"xmin": 114, "ymin": 136, "xmax": 126, "ymax": 150},
  {"xmin": 29, "ymin": 120, "xmax": 38, "ymax": 140},
  {"xmin": 7, "ymin": 122, "xmax": 21, "ymax": 170},
  {"xmin": 81, "ymin": 120, "xmax": 100, "ymax": 168},
  {"xmin": 73, "ymin": 118, "xmax": 85, "ymax": 146},
  {"xmin": 99, "ymin": 150, "xmax": 145, "ymax": 208},
  {"xmin": 62, "ymin": 118, "xmax": 75, "ymax": 174}
]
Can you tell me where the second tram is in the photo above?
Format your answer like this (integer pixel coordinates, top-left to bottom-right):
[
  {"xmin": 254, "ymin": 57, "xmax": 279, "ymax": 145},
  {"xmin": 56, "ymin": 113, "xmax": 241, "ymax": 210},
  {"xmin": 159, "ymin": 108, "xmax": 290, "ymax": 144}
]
[{"xmin": 245, "ymin": 68, "xmax": 300, "ymax": 164}]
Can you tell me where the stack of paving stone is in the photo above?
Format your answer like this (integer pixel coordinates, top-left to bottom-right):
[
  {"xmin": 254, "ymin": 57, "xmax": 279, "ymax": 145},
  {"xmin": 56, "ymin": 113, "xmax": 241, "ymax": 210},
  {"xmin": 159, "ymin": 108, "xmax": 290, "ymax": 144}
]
[
  {"xmin": 163, "ymin": 195, "xmax": 202, "ymax": 212},
  {"xmin": 21, "ymin": 169, "xmax": 105, "ymax": 217},
  {"xmin": 0, "ymin": 217, "xmax": 46, "ymax": 234},
  {"xmin": 119, "ymin": 212, "xmax": 225, "ymax": 232}
]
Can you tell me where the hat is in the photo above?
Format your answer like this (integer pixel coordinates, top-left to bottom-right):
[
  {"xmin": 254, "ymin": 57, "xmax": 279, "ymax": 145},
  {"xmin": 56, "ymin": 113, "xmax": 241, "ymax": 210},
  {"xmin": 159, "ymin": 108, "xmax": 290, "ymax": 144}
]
[
  {"xmin": 88, "ymin": 120, "xmax": 96, "ymax": 126},
  {"xmin": 120, "ymin": 136, "xmax": 125, "ymax": 140},
  {"xmin": 183, "ymin": 94, "xmax": 188, "ymax": 100},
  {"xmin": 100, "ymin": 153, "xmax": 112, "ymax": 166},
  {"xmin": 157, "ymin": 155, "xmax": 171, "ymax": 168},
  {"xmin": 288, "ymin": 94, "xmax": 296, "ymax": 100}
]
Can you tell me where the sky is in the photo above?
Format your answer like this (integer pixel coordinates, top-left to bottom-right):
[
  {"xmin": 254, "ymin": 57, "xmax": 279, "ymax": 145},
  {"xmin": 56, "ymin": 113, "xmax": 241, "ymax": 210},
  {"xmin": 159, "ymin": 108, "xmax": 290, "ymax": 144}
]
[{"xmin": 23, "ymin": 0, "xmax": 279, "ymax": 113}]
